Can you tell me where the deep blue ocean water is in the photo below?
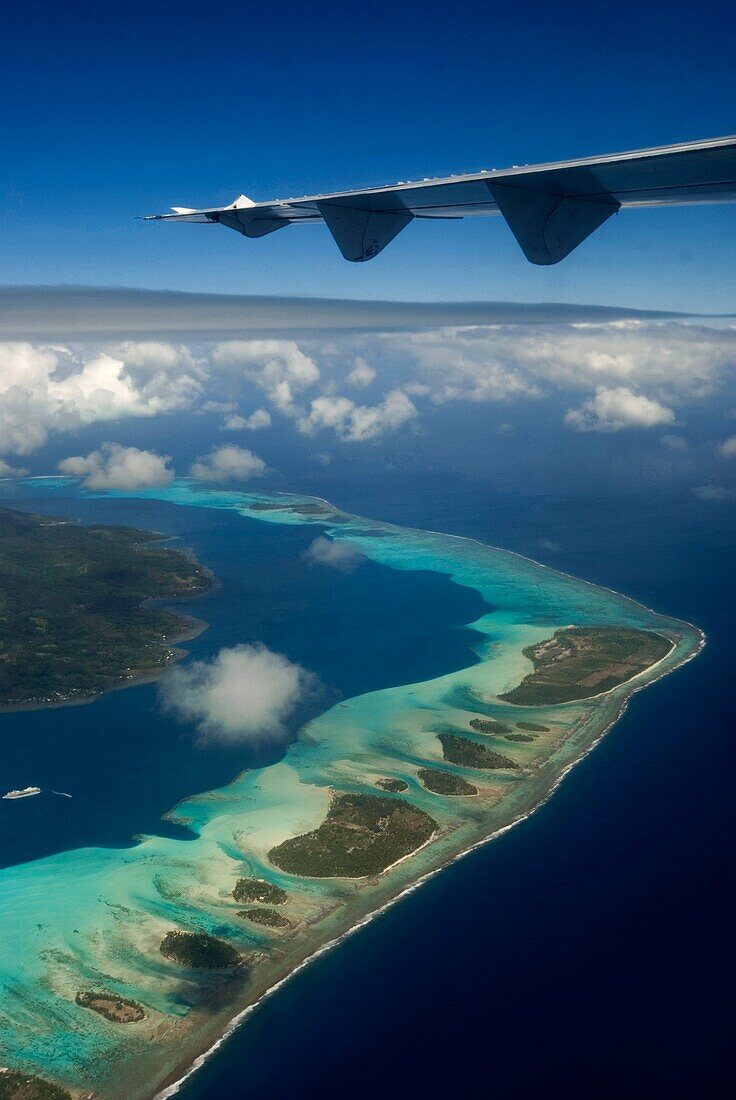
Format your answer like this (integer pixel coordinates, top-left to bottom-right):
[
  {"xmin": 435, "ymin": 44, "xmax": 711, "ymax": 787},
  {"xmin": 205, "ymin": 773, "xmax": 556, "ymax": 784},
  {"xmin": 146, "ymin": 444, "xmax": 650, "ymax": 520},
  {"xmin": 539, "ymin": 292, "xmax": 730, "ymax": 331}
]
[{"xmin": 168, "ymin": 479, "xmax": 734, "ymax": 1100}]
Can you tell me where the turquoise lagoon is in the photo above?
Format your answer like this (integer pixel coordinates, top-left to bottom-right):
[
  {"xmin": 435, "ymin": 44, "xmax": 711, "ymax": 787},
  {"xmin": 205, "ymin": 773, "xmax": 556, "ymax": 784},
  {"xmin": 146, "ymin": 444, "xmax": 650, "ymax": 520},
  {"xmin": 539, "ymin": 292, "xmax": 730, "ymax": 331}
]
[{"xmin": 0, "ymin": 480, "xmax": 703, "ymax": 1098}]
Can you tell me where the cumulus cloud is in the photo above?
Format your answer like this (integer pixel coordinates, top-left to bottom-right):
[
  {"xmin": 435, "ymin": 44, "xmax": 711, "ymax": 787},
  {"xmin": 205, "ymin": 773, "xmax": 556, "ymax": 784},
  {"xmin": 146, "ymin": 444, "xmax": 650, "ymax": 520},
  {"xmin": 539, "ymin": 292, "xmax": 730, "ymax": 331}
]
[
  {"xmin": 1, "ymin": 322, "xmax": 735, "ymax": 462},
  {"xmin": 303, "ymin": 536, "xmax": 364, "ymax": 572},
  {"xmin": 58, "ymin": 443, "xmax": 174, "ymax": 490},
  {"xmin": 223, "ymin": 408, "xmax": 272, "ymax": 431},
  {"xmin": 298, "ymin": 389, "xmax": 417, "ymax": 442},
  {"xmin": 0, "ymin": 341, "xmax": 202, "ymax": 458},
  {"xmin": 719, "ymin": 435, "xmax": 736, "ymax": 457},
  {"xmin": 0, "ymin": 459, "xmax": 29, "ymax": 478},
  {"xmin": 189, "ymin": 444, "xmax": 266, "ymax": 482},
  {"xmin": 159, "ymin": 643, "xmax": 316, "ymax": 744},
  {"xmin": 378, "ymin": 323, "xmax": 736, "ymax": 421},
  {"xmin": 212, "ymin": 339, "xmax": 319, "ymax": 417},
  {"xmin": 565, "ymin": 386, "xmax": 675, "ymax": 432},
  {"xmin": 396, "ymin": 322, "xmax": 734, "ymax": 396},
  {"xmin": 346, "ymin": 358, "xmax": 376, "ymax": 387}
]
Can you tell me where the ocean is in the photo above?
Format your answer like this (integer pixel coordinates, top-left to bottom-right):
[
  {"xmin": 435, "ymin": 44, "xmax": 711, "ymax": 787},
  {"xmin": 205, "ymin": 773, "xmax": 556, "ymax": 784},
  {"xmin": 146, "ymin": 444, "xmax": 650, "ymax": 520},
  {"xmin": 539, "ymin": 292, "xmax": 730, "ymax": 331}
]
[{"xmin": 0, "ymin": 477, "xmax": 732, "ymax": 1098}]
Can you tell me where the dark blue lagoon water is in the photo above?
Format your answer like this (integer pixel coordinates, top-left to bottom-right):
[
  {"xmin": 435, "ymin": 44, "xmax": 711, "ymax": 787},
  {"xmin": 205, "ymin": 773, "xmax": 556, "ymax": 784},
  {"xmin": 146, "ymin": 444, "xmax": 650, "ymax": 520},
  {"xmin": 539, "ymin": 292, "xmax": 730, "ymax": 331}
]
[
  {"xmin": 0, "ymin": 489, "xmax": 486, "ymax": 868},
  {"xmin": 173, "ymin": 481, "xmax": 735, "ymax": 1100}
]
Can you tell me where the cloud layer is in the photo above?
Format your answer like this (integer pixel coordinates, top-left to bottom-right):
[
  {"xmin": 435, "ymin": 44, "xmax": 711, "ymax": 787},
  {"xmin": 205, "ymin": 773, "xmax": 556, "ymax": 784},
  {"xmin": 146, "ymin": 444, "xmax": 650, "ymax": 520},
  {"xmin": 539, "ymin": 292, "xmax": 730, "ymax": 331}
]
[
  {"xmin": 1, "ymin": 321, "xmax": 735, "ymax": 467},
  {"xmin": 160, "ymin": 643, "xmax": 316, "ymax": 743}
]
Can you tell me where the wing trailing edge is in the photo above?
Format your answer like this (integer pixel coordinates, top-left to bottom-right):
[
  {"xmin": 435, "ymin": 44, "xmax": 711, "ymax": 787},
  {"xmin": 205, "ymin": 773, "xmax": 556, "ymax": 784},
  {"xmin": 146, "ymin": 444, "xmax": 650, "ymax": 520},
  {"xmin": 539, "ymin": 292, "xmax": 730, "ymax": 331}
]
[{"xmin": 146, "ymin": 134, "xmax": 736, "ymax": 265}]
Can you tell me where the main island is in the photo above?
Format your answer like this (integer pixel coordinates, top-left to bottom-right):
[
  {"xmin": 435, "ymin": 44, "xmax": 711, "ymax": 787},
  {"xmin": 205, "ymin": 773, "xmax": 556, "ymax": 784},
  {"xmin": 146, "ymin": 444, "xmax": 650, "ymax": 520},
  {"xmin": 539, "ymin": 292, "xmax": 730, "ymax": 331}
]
[{"xmin": 0, "ymin": 480, "xmax": 703, "ymax": 1100}]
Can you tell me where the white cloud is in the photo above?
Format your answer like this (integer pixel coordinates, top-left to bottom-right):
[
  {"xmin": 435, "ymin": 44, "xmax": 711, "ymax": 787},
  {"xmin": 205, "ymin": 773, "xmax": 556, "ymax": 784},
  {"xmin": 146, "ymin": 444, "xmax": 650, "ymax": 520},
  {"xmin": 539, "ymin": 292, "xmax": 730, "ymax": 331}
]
[
  {"xmin": 160, "ymin": 643, "xmax": 316, "ymax": 744},
  {"xmin": 346, "ymin": 358, "xmax": 376, "ymax": 387},
  {"xmin": 0, "ymin": 341, "xmax": 202, "ymax": 458},
  {"xmin": 212, "ymin": 339, "xmax": 319, "ymax": 417},
  {"xmin": 0, "ymin": 459, "xmax": 29, "ymax": 478},
  {"xmin": 298, "ymin": 389, "xmax": 417, "ymax": 442},
  {"xmin": 565, "ymin": 386, "xmax": 675, "ymax": 432},
  {"xmin": 189, "ymin": 444, "xmax": 267, "ymax": 482},
  {"xmin": 692, "ymin": 484, "xmax": 736, "ymax": 501},
  {"xmin": 719, "ymin": 435, "xmax": 736, "ymax": 457},
  {"xmin": 303, "ymin": 536, "xmax": 364, "ymax": 572},
  {"xmin": 58, "ymin": 443, "xmax": 174, "ymax": 490},
  {"xmin": 1, "ymin": 323, "xmax": 734, "ymax": 464},
  {"xmin": 661, "ymin": 434, "xmax": 689, "ymax": 452},
  {"xmin": 383, "ymin": 322, "xmax": 736, "ymax": 408},
  {"xmin": 223, "ymin": 408, "xmax": 272, "ymax": 431}
]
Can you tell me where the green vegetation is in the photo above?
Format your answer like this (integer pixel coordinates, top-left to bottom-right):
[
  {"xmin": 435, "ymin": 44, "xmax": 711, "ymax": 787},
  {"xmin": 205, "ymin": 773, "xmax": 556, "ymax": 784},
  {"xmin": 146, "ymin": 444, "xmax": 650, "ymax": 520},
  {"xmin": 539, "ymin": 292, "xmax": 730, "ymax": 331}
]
[
  {"xmin": 500, "ymin": 627, "xmax": 672, "ymax": 706},
  {"xmin": 439, "ymin": 733, "xmax": 519, "ymax": 770},
  {"xmin": 418, "ymin": 768, "xmax": 477, "ymax": 796},
  {"xmin": 376, "ymin": 777, "xmax": 409, "ymax": 793},
  {"xmin": 504, "ymin": 733, "xmax": 535, "ymax": 742},
  {"xmin": 269, "ymin": 793, "xmax": 437, "ymax": 878},
  {"xmin": 469, "ymin": 718, "xmax": 511, "ymax": 734},
  {"xmin": 233, "ymin": 878, "xmax": 288, "ymax": 905},
  {"xmin": 516, "ymin": 721, "xmax": 549, "ymax": 732},
  {"xmin": 0, "ymin": 1070, "xmax": 71, "ymax": 1100},
  {"xmin": 0, "ymin": 506, "xmax": 209, "ymax": 707},
  {"xmin": 160, "ymin": 931, "xmax": 240, "ymax": 969},
  {"xmin": 238, "ymin": 907, "xmax": 291, "ymax": 929},
  {"xmin": 75, "ymin": 990, "xmax": 145, "ymax": 1023}
]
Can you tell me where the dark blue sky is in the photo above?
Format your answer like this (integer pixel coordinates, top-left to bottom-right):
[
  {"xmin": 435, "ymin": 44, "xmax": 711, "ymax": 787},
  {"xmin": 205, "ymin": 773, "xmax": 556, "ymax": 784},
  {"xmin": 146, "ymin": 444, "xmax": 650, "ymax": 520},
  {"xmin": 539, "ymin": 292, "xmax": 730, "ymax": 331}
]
[{"xmin": 2, "ymin": 0, "xmax": 735, "ymax": 308}]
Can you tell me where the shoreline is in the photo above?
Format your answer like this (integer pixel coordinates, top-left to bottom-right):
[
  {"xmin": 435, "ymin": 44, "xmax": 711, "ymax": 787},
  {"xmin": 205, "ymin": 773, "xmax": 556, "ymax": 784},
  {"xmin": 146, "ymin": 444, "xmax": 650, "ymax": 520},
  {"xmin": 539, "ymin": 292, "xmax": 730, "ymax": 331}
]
[
  {"xmin": 0, "ymin": 612, "xmax": 209, "ymax": 717},
  {"xmin": 151, "ymin": 630, "xmax": 703, "ymax": 1100}
]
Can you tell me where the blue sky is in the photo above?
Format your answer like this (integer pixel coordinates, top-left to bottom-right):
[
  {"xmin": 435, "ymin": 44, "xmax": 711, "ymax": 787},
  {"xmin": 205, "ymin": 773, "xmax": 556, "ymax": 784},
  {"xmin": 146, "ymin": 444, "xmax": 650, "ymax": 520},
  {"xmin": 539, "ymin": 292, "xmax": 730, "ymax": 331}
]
[{"xmin": 2, "ymin": 0, "xmax": 735, "ymax": 310}]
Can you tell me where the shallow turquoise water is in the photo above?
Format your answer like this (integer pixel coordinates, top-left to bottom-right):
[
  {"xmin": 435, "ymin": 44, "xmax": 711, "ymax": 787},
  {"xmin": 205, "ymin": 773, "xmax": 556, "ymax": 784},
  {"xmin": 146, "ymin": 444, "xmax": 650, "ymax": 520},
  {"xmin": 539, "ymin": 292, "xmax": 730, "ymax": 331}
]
[{"xmin": 0, "ymin": 480, "xmax": 701, "ymax": 1096}]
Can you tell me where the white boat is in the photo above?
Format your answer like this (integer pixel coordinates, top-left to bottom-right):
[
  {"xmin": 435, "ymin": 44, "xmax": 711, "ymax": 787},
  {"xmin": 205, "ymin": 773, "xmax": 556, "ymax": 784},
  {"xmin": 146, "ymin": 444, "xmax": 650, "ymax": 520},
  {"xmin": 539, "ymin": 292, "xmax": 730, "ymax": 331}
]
[{"xmin": 2, "ymin": 786, "xmax": 42, "ymax": 800}]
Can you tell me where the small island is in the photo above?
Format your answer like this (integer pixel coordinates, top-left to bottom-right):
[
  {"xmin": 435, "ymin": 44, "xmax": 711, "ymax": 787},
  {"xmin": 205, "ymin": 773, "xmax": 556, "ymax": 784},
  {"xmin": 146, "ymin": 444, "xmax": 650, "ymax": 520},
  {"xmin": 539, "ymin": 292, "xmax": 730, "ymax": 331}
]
[
  {"xmin": 238, "ymin": 907, "xmax": 292, "ymax": 929},
  {"xmin": 75, "ymin": 990, "xmax": 145, "ymax": 1023},
  {"xmin": 160, "ymin": 931, "xmax": 241, "ymax": 969},
  {"xmin": 469, "ymin": 717, "xmax": 511, "ymax": 734},
  {"xmin": 418, "ymin": 768, "xmax": 477, "ymax": 796},
  {"xmin": 504, "ymin": 733, "xmax": 535, "ymax": 742},
  {"xmin": 0, "ymin": 1069, "xmax": 71, "ymax": 1100},
  {"xmin": 0, "ymin": 506, "xmax": 210, "ymax": 709},
  {"xmin": 439, "ymin": 733, "xmax": 519, "ymax": 771},
  {"xmin": 269, "ymin": 793, "xmax": 437, "ymax": 878},
  {"xmin": 517, "ymin": 721, "xmax": 549, "ymax": 732},
  {"xmin": 232, "ymin": 878, "xmax": 288, "ymax": 905},
  {"xmin": 499, "ymin": 626, "xmax": 672, "ymax": 706},
  {"xmin": 375, "ymin": 777, "xmax": 409, "ymax": 793}
]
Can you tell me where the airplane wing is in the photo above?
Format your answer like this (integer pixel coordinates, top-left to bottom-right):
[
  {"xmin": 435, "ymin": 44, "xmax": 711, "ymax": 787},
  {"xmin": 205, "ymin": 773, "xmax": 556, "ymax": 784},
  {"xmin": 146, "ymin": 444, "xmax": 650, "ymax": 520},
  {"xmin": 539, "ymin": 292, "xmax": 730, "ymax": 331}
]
[{"xmin": 145, "ymin": 134, "xmax": 736, "ymax": 265}]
